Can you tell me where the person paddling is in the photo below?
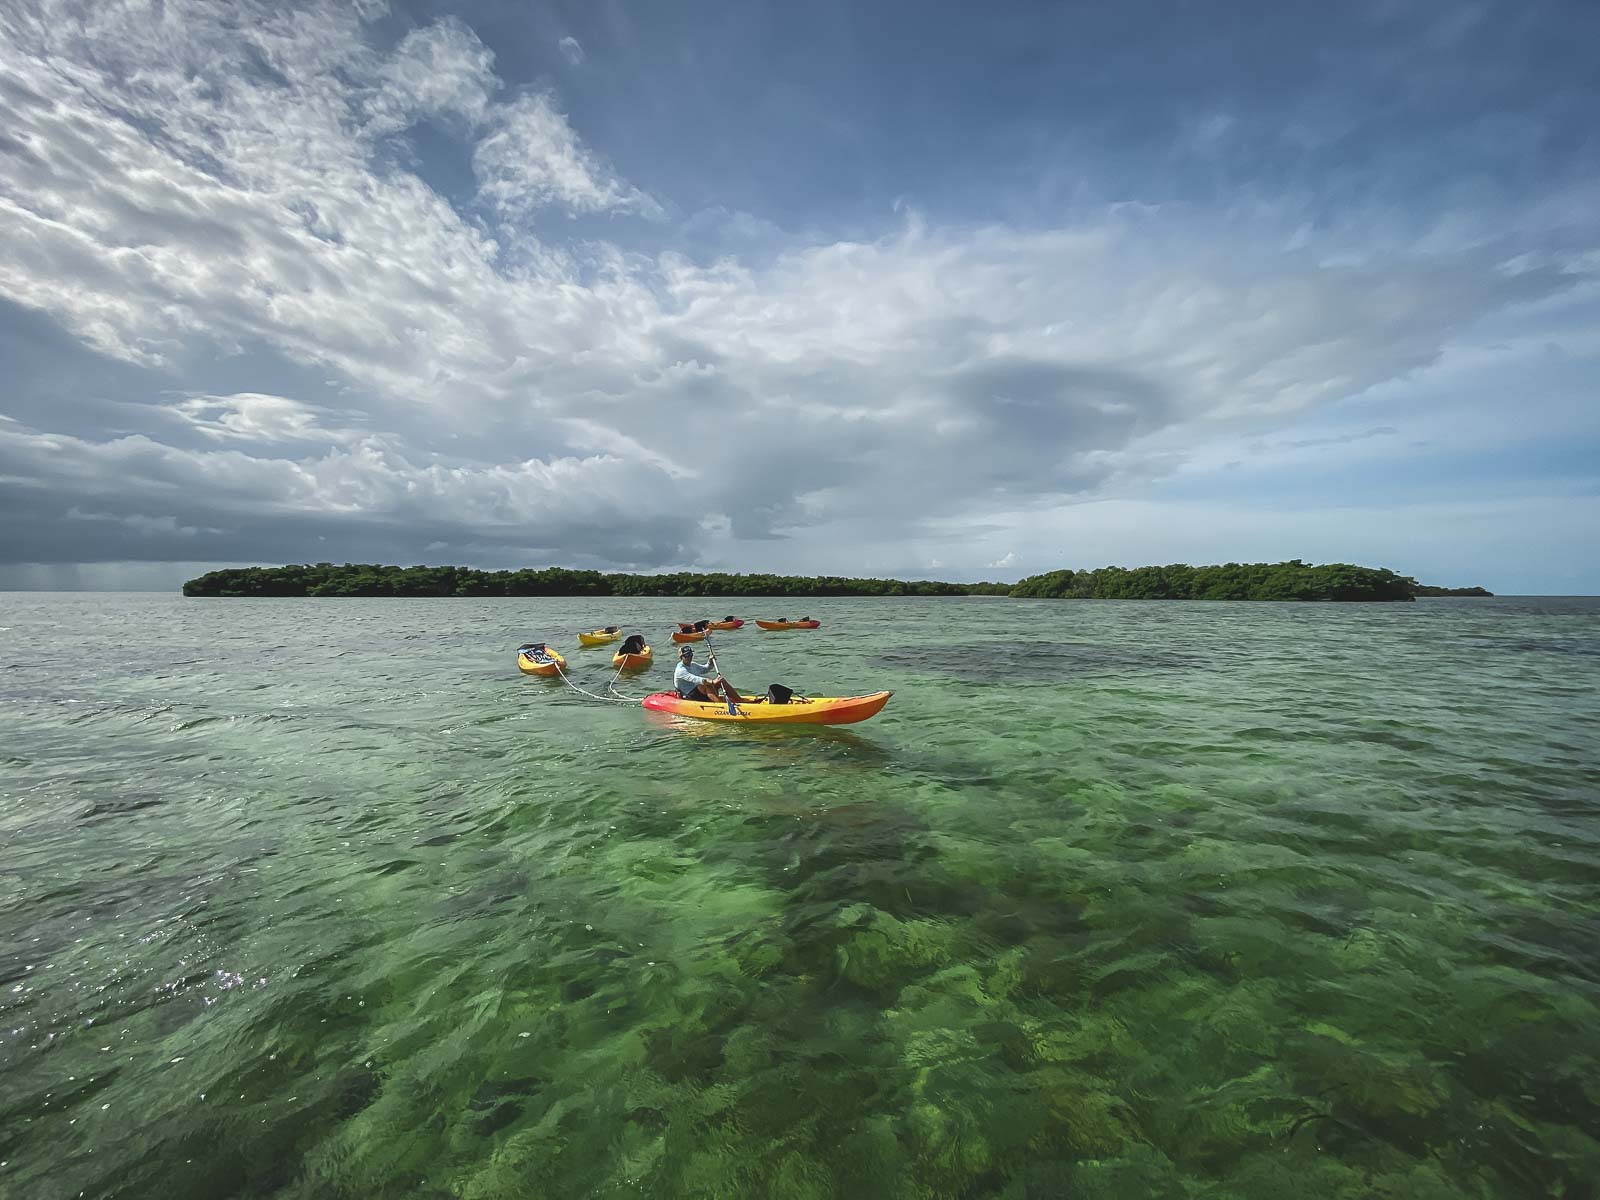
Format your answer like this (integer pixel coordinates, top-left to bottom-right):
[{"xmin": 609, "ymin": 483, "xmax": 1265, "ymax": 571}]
[{"xmin": 675, "ymin": 644, "xmax": 744, "ymax": 711}]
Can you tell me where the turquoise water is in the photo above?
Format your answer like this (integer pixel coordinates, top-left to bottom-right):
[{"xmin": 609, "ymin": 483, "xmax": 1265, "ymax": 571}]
[{"xmin": 1, "ymin": 593, "xmax": 1597, "ymax": 1198}]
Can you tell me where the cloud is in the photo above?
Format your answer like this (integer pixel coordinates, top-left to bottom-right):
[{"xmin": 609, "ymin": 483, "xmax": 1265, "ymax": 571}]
[
  {"xmin": 0, "ymin": 416, "xmax": 700, "ymax": 567},
  {"xmin": 1279, "ymin": 426, "xmax": 1399, "ymax": 450},
  {"xmin": 473, "ymin": 93, "xmax": 661, "ymax": 218},
  {"xmin": 167, "ymin": 393, "xmax": 365, "ymax": 445},
  {"xmin": 558, "ymin": 36, "xmax": 585, "ymax": 67},
  {"xmin": 65, "ymin": 508, "xmax": 223, "ymax": 537},
  {"xmin": 368, "ymin": 17, "xmax": 500, "ymax": 132}
]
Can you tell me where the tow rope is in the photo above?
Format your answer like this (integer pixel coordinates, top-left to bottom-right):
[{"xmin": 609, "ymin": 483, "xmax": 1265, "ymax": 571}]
[
  {"xmin": 549, "ymin": 657, "xmax": 647, "ymax": 704},
  {"xmin": 539, "ymin": 626, "xmax": 738, "ymax": 708}
]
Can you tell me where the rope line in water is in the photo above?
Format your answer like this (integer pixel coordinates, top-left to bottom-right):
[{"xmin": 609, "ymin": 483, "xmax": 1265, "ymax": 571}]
[
  {"xmin": 542, "ymin": 625, "xmax": 737, "ymax": 707},
  {"xmin": 603, "ymin": 658, "xmax": 652, "ymax": 702},
  {"xmin": 550, "ymin": 659, "xmax": 640, "ymax": 704}
]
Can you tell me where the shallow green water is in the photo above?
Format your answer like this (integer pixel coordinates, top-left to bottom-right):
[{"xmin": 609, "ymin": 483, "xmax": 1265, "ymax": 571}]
[{"xmin": 1, "ymin": 593, "xmax": 1597, "ymax": 1199}]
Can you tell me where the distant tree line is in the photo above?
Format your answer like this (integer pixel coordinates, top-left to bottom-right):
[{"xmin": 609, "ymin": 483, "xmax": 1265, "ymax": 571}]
[
  {"xmin": 1011, "ymin": 560, "xmax": 1445, "ymax": 602},
  {"xmin": 1410, "ymin": 584, "xmax": 1494, "ymax": 597},
  {"xmin": 181, "ymin": 560, "xmax": 1489, "ymax": 600},
  {"xmin": 180, "ymin": 564, "xmax": 1013, "ymax": 598}
]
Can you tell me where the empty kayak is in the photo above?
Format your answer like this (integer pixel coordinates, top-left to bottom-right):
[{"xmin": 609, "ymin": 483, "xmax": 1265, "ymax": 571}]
[
  {"xmin": 671, "ymin": 630, "xmax": 707, "ymax": 643},
  {"xmin": 578, "ymin": 627, "xmax": 622, "ymax": 646},
  {"xmin": 612, "ymin": 645, "xmax": 653, "ymax": 671},
  {"xmin": 641, "ymin": 691, "xmax": 890, "ymax": 725},
  {"xmin": 707, "ymin": 618, "xmax": 745, "ymax": 630},
  {"xmin": 517, "ymin": 644, "xmax": 567, "ymax": 676},
  {"xmin": 755, "ymin": 619, "xmax": 821, "ymax": 631}
]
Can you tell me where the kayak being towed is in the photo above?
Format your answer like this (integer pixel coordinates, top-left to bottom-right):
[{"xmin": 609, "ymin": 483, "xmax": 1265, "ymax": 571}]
[
  {"xmin": 517, "ymin": 644, "xmax": 567, "ymax": 676},
  {"xmin": 755, "ymin": 619, "xmax": 820, "ymax": 631},
  {"xmin": 613, "ymin": 645, "xmax": 653, "ymax": 671},
  {"xmin": 641, "ymin": 690, "xmax": 890, "ymax": 725},
  {"xmin": 578, "ymin": 627, "xmax": 622, "ymax": 647}
]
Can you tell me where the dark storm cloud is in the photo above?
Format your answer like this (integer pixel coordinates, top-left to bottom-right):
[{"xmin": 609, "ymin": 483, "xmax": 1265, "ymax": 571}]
[{"xmin": 946, "ymin": 359, "xmax": 1173, "ymax": 488}]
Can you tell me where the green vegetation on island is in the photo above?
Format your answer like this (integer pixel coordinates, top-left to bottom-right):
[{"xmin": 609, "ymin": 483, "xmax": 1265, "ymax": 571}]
[
  {"xmin": 1411, "ymin": 584, "xmax": 1495, "ymax": 597},
  {"xmin": 181, "ymin": 563, "xmax": 1012, "ymax": 598},
  {"xmin": 182, "ymin": 560, "xmax": 1489, "ymax": 601},
  {"xmin": 1009, "ymin": 560, "xmax": 1423, "ymax": 602}
]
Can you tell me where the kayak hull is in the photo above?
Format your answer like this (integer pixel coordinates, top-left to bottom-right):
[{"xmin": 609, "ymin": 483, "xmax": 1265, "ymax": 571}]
[
  {"xmin": 671, "ymin": 630, "xmax": 707, "ymax": 643},
  {"xmin": 578, "ymin": 629, "xmax": 621, "ymax": 647},
  {"xmin": 641, "ymin": 690, "xmax": 890, "ymax": 725},
  {"xmin": 707, "ymin": 619, "xmax": 745, "ymax": 630},
  {"xmin": 518, "ymin": 649, "xmax": 567, "ymax": 677},
  {"xmin": 755, "ymin": 620, "xmax": 821, "ymax": 631},
  {"xmin": 612, "ymin": 646, "xmax": 653, "ymax": 671}
]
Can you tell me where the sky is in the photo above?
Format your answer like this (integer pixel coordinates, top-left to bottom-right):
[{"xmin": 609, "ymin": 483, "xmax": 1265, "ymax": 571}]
[{"xmin": 0, "ymin": 0, "xmax": 1596, "ymax": 593}]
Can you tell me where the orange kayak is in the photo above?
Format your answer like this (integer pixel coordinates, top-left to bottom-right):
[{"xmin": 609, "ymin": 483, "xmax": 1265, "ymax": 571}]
[
  {"xmin": 641, "ymin": 690, "xmax": 890, "ymax": 725},
  {"xmin": 755, "ymin": 619, "xmax": 820, "ymax": 631},
  {"xmin": 707, "ymin": 619, "xmax": 744, "ymax": 630},
  {"xmin": 671, "ymin": 629, "xmax": 707, "ymax": 643},
  {"xmin": 612, "ymin": 645, "xmax": 653, "ymax": 671}
]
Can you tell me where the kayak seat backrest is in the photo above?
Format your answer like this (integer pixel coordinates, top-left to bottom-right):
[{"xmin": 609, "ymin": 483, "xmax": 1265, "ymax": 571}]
[{"xmin": 766, "ymin": 683, "xmax": 794, "ymax": 705}]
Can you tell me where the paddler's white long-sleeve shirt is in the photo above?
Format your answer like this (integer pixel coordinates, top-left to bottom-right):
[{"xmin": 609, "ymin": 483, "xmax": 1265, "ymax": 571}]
[{"xmin": 674, "ymin": 658, "xmax": 717, "ymax": 697}]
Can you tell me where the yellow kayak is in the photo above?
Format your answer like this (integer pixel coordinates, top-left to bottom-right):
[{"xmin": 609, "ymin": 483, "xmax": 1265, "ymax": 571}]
[
  {"xmin": 578, "ymin": 627, "xmax": 622, "ymax": 647},
  {"xmin": 517, "ymin": 644, "xmax": 567, "ymax": 676},
  {"xmin": 641, "ymin": 690, "xmax": 890, "ymax": 725}
]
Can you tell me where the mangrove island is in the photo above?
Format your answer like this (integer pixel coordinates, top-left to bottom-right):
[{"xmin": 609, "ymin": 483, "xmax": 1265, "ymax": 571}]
[{"xmin": 182, "ymin": 560, "xmax": 1490, "ymax": 602}]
